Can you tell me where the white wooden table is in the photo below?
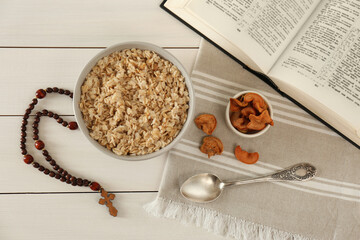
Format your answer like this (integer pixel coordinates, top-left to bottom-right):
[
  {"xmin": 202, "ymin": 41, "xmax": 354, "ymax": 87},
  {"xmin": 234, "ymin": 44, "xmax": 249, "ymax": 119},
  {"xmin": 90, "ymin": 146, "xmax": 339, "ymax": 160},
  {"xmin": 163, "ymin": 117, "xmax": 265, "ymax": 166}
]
[{"xmin": 0, "ymin": 1, "xmax": 225, "ymax": 239}]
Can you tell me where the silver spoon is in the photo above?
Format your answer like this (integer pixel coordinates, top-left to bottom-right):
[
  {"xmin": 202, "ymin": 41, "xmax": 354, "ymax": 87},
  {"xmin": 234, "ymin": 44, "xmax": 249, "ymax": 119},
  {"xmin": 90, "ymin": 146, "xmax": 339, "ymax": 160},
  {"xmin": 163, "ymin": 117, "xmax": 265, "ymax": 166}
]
[{"xmin": 180, "ymin": 163, "xmax": 317, "ymax": 203}]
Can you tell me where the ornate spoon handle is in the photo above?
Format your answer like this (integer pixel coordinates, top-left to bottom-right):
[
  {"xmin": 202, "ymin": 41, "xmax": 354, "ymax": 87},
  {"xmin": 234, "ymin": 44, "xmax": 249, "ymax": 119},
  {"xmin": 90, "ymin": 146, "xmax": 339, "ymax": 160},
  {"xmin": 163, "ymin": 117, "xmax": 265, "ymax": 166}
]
[{"xmin": 223, "ymin": 163, "xmax": 317, "ymax": 187}]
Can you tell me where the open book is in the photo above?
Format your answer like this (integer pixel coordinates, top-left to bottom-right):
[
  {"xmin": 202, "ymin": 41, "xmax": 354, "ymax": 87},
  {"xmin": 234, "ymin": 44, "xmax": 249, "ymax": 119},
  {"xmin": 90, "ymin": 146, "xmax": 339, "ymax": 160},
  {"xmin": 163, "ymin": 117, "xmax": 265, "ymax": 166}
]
[{"xmin": 162, "ymin": 0, "xmax": 360, "ymax": 148}]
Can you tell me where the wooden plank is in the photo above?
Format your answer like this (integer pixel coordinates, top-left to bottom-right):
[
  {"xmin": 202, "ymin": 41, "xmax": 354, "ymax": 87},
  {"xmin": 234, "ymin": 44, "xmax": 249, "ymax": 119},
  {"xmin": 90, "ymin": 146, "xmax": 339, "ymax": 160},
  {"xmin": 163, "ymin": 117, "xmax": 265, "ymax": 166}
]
[
  {"xmin": 0, "ymin": 48, "xmax": 198, "ymax": 115},
  {"xmin": 0, "ymin": 193, "xmax": 224, "ymax": 240},
  {"xmin": 0, "ymin": 0, "xmax": 200, "ymax": 47},
  {"xmin": 3, "ymin": 116, "xmax": 169, "ymax": 193}
]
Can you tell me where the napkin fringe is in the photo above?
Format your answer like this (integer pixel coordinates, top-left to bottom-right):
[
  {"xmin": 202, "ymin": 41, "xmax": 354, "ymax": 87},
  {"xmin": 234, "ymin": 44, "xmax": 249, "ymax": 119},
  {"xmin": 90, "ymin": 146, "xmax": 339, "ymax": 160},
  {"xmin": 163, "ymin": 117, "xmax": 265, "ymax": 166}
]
[{"xmin": 144, "ymin": 197, "xmax": 310, "ymax": 240}]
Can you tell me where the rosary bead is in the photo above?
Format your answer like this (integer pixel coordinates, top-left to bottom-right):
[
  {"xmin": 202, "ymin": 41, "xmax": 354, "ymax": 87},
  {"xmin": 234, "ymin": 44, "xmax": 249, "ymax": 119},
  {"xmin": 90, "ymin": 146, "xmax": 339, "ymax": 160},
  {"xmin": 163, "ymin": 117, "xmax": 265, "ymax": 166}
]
[
  {"xmin": 32, "ymin": 123, "xmax": 38, "ymax": 128},
  {"xmin": 33, "ymin": 128, "xmax": 39, "ymax": 135},
  {"xmin": 68, "ymin": 121, "xmax": 78, "ymax": 130},
  {"xmin": 69, "ymin": 93, "xmax": 73, "ymax": 98},
  {"xmin": 59, "ymin": 89, "xmax": 64, "ymax": 94},
  {"xmin": 62, "ymin": 170, "xmax": 68, "ymax": 177},
  {"xmin": 32, "ymin": 98, "xmax": 38, "ymax": 104},
  {"xmin": 33, "ymin": 162, "xmax": 40, "ymax": 168},
  {"xmin": 60, "ymin": 177, "xmax": 66, "ymax": 182},
  {"xmin": 65, "ymin": 174, "xmax": 72, "ymax": 180},
  {"xmin": 20, "ymin": 137, "xmax": 26, "ymax": 144},
  {"xmin": 38, "ymin": 166, "xmax": 45, "ymax": 172},
  {"xmin": 20, "ymin": 143, "xmax": 26, "ymax": 149},
  {"xmin": 66, "ymin": 179, "xmax": 71, "ymax": 184},
  {"xmin": 42, "ymin": 109, "xmax": 48, "ymax": 115},
  {"xmin": 77, "ymin": 178, "xmax": 83, "ymax": 186},
  {"xmin": 55, "ymin": 174, "xmax": 61, "ymax": 179},
  {"xmin": 36, "ymin": 112, "xmax": 42, "ymax": 117},
  {"xmin": 70, "ymin": 176, "xmax": 77, "ymax": 182},
  {"xmin": 28, "ymin": 104, "xmax": 34, "ymax": 110},
  {"xmin": 49, "ymin": 171, "xmax": 55, "ymax": 177},
  {"xmin": 58, "ymin": 168, "xmax": 64, "ymax": 174},
  {"xmin": 33, "ymin": 134, "xmax": 39, "ymax": 140},
  {"xmin": 47, "ymin": 111, "xmax": 54, "ymax": 117},
  {"xmin": 25, "ymin": 109, "xmax": 31, "ymax": 114},
  {"xmin": 62, "ymin": 121, "xmax": 68, "ymax": 127},
  {"xmin": 46, "ymin": 87, "xmax": 53, "ymax": 93},
  {"xmin": 64, "ymin": 90, "xmax": 70, "ymax": 95},
  {"xmin": 35, "ymin": 140, "xmax": 45, "ymax": 150},
  {"xmin": 42, "ymin": 150, "xmax": 49, "ymax": 156},
  {"xmin": 45, "ymin": 156, "xmax": 52, "ymax": 161},
  {"xmin": 53, "ymin": 114, "xmax": 59, "ymax": 119},
  {"xmin": 53, "ymin": 87, "xmax": 59, "ymax": 92},
  {"xmin": 57, "ymin": 118, "xmax": 63, "ymax": 124},
  {"xmin": 22, "ymin": 119, "xmax": 28, "ymax": 125},
  {"xmin": 21, "ymin": 131, "xmax": 26, "ymax": 137},
  {"xmin": 90, "ymin": 182, "xmax": 101, "ymax": 191},
  {"xmin": 83, "ymin": 180, "xmax": 90, "ymax": 187},
  {"xmin": 49, "ymin": 160, "xmax": 56, "ymax": 166},
  {"xmin": 21, "ymin": 126, "xmax": 26, "ymax": 132},
  {"xmin": 34, "ymin": 117, "xmax": 40, "ymax": 123},
  {"xmin": 53, "ymin": 165, "xmax": 59, "ymax": 170},
  {"xmin": 71, "ymin": 181, "xmax": 77, "ymax": 186},
  {"xmin": 23, "ymin": 114, "xmax": 29, "ymax": 120},
  {"xmin": 21, "ymin": 149, "xmax": 27, "ymax": 155},
  {"xmin": 44, "ymin": 169, "xmax": 50, "ymax": 175},
  {"xmin": 23, "ymin": 155, "xmax": 34, "ymax": 164},
  {"xmin": 35, "ymin": 89, "xmax": 46, "ymax": 99}
]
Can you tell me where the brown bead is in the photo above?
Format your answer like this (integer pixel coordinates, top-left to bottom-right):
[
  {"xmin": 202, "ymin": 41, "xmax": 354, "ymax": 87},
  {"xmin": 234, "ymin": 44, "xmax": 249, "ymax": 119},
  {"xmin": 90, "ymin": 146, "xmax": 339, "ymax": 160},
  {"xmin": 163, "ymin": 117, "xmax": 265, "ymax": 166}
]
[
  {"xmin": 62, "ymin": 171, "xmax": 68, "ymax": 177},
  {"xmin": 33, "ymin": 134, "xmax": 39, "ymax": 140},
  {"xmin": 69, "ymin": 93, "xmax": 73, "ymax": 98},
  {"xmin": 33, "ymin": 128, "xmax": 39, "ymax": 135},
  {"xmin": 38, "ymin": 166, "xmax": 45, "ymax": 172},
  {"xmin": 42, "ymin": 110, "xmax": 48, "ymax": 115},
  {"xmin": 25, "ymin": 109, "xmax": 31, "ymax": 114},
  {"xmin": 71, "ymin": 182, "xmax": 77, "ymax": 186},
  {"xmin": 20, "ymin": 143, "xmax": 26, "ymax": 149},
  {"xmin": 53, "ymin": 114, "xmax": 59, "ymax": 119},
  {"xmin": 49, "ymin": 171, "xmax": 55, "ymax": 177},
  {"xmin": 77, "ymin": 178, "xmax": 83, "ymax": 186},
  {"xmin": 65, "ymin": 174, "xmax": 72, "ymax": 180},
  {"xmin": 53, "ymin": 165, "xmax": 59, "ymax": 170},
  {"xmin": 83, "ymin": 180, "xmax": 90, "ymax": 187},
  {"xmin": 66, "ymin": 180, "xmax": 71, "ymax": 184},
  {"xmin": 35, "ymin": 140, "xmax": 45, "ymax": 150},
  {"xmin": 44, "ymin": 169, "xmax": 50, "ymax": 175},
  {"xmin": 34, "ymin": 117, "xmax": 40, "ymax": 123},
  {"xmin": 62, "ymin": 121, "xmax": 68, "ymax": 127},
  {"xmin": 22, "ymin": 119, "xmax": 28, "ymax": 125},
  {"xmin": 47, "ymin": 111, "xmax": 54, "ymax": 117},
  {"xmin": 45, "ymin": 156, "xmax": 52, "ymax": 161},
  {"xmin": 32, "ymin": 98, "xmax": 38, "ymax": 104},
  {"xmin": 68, "ymin": 122, "xmax": 78, "ymax": 130},
  {"xmin": 23, "ymin": 114, "xmax": 29, "ymax": 120},
  {"xmin": 53, "ymin": 87, "xmax": 59, "ymax": 92},
  {"xmin": 28, "ymin": 104, "xmax": 34, "ymax": 110},
  {"xmin": 32, "ymin": 123, "xmax": 38, "ymax": 128},
  {"xmin": 35, "ymin": 89, "xmax": 46, "ymax": 99},
  {"xmin": 64, "ymin": 90, "xmax": 70, "ymax": 95},
  {"xmin": 58, "ymin": 168, "xmax": 63, "ymax": 174},
  {"xmin": 20, "ymin": 137, "xmax": 26, "ymax": 144},
  {"xmin": 21, "ymin": 149, "xmax": 27, "ymax": 155},
  {"xmin": 46, "ymin": 87, "xmax": 53, "ymax": 93},
  {"xmin": 90, "ymin": 182, "xmax": 101, "ymax": 191},
  {"xmin": 70, "ymin": 176, "xmax": 77, "ymax": 182},
  {"xmin": 23, "ymin": 155, "xmax": 34, "ymax": 164},
  {"xmin": 57, "ymin": 118, "xmax": 63, "ymax": 124},
  {"xmin": 21, "ymin": 131, "xmax": 26, "ymax": 137},
  {"xmin": 33, "ymin": 162, "xmax": 40, "ymax": 168},
  {"xmin": 36, "ymin": 112, "xmax": 42, "ymax": 117},
  {"xmin": 55, "ymin": 174, "xmax": 61, "ymax": 179},
  {"xmin": 49, "ymin": 160, "xmax": 56, "ymax": 166},
  {"xmin": 60, "ymin": 177, "xmax": 66, "ymax": 182},
  {"xmin": 59, "ymin": 89, "xmax": 64, "ymax": 94},
  {"xmin": 21, "ymin": 126, "xmax": 26, "ymax": 131},
  {"xmin": 42, "ymin": 150, "xmax": 49, "ymax": 156}
]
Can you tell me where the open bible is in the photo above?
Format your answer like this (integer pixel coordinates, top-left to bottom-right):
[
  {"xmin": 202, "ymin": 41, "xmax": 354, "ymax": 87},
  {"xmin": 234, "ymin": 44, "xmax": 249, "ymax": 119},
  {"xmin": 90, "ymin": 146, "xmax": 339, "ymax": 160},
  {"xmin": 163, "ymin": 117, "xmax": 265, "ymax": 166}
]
[{"xmin": 161, "ymin": 0, "xmax": 360, "ymax": 148}]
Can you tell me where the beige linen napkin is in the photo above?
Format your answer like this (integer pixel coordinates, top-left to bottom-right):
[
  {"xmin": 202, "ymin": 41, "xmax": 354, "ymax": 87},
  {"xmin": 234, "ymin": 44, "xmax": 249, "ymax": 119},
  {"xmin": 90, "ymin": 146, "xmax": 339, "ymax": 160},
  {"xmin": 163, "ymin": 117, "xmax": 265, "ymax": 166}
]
[{"xmin": 145, "ymin": 39, "xmax": 360, "ymax": 240}]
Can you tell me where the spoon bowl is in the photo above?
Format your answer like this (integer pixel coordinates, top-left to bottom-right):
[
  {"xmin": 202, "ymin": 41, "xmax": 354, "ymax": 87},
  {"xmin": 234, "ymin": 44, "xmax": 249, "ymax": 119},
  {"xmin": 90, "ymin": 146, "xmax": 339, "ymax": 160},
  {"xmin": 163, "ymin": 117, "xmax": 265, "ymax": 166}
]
[{"xmin": 180, "ymin": 163, "xmax": 317, "ymax": 203}]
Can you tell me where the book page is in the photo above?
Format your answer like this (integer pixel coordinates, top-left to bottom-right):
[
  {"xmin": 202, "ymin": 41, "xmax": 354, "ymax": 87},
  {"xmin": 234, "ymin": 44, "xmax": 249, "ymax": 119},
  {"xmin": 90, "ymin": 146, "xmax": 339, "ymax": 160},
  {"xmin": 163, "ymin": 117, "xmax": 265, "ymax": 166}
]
[
  {"xmin": 185, "ymin": 0, "xmax": 320, "ymax": 73},
  {"xmin": 270, "ymin": 0, "xmax": 360, "ymax": 133}
]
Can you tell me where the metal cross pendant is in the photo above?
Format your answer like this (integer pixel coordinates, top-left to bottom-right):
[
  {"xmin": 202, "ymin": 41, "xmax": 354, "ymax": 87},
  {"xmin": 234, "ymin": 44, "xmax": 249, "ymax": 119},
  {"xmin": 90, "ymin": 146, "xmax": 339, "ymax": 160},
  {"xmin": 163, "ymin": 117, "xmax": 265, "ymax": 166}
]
[{"xmin": 99, "ymin": 188, "xmax": 118, "ymax": 217}]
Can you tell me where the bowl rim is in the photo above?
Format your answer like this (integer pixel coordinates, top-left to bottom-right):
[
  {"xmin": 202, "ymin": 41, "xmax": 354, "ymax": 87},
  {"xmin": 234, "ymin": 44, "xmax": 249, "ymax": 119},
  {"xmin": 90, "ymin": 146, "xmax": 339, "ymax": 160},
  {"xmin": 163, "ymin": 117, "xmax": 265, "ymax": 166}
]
[
  {"xmin": 225, "ymin": 90, "xmax": 273, "ymax": 138},
  {"xmin": 73, "ymin": 41, "xmax": 195, "ymax": 161}
]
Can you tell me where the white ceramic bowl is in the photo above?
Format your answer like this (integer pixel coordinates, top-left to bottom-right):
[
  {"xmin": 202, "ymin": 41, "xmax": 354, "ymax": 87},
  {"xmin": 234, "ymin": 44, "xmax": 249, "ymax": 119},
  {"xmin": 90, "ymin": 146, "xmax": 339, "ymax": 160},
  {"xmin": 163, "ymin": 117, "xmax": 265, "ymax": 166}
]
[
  {"xmin": 225, "ymin": 90, "xmax": 273, "ymax": 138},
  {"xmin": 73, "ymin": 41, "xmax": 195, "ymax": 161}
]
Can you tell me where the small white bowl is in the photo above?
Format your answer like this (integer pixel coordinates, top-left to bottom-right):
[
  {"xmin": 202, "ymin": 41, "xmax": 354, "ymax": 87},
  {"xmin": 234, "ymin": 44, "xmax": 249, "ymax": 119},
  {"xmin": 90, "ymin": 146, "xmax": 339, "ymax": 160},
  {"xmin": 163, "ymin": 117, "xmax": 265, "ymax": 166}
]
[
  {"xmin": 225, "ymin": 90, "xmax": 273, "ymax": 138},
  {"xmin": 73, "ymin": 41, "xmax": 195, "ymax": 161}
]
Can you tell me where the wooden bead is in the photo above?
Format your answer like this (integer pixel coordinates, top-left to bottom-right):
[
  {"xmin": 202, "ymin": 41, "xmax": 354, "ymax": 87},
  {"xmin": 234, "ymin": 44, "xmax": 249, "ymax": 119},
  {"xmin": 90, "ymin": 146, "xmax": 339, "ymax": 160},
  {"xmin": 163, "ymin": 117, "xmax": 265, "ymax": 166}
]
[
  {"xmin": 49, "ymin": 160, "xmax": 56, "ymax": 166},
  {"xmin": 62, "ymin": 121, "xmax": 68, "ymax": 127},
  {"xmin": 46, "ymin": 87, "xmax": 53, "ymax": 93},
  {"xmin": 32, "ymin": 162, "xmax": 40, "ymax": 168},
  {"xmin": 64, "ymin": 90, "xmax": 70, "ymax": 95},
  {"xmin": 59, "ymin": 89, "xmax": 64, "ymax": 94},
  {"xmin": 33, "ymin": 128, "xmax": 39, "ymax": 135},
  {"xmin": 90, "ymin": 182, "xmax": 101, "ymax": 191},
  {"xmin": 42, "ymin": 150, "xmax": 49, "ymax": 156},
  {"xmin": 47, "ymin": 111, "xmax": 54, "ymax": 117},
  {"xmin": 53, "ymin": 87, "xmax": 59, "ymax": 92},
  {"xmin": 35, "ymin": 140, "xmax": 45, "ymax": 150},
  {"xmin": 68, "ymin": 122, "xmax": 78, "ymax": 130},
  {"xmin": 45, "ymin": 156, "xmax": 52, "ymax": 161},
  {"xmin": 23, "ymin": 155, "xmax": 34, "ymax": 164},
  {"xmin": 20, "ymin": 137, "xmax": 26, "ymax": 144},
  {"xmin": 44, "ymin": 169, "xmax": 50, "ymax": 175},
  {"xmin": 49, "ymin": 171, "xmax": 55, "ymax": 177},
  {"xmin": 38, "ymin": 166, "xmax": 45, "ymax": 172},
  {"xmin": 42, "ymin": 109, "xmax": 48, "ymax": 115},
  {"xmin": 23, "ymin": 114, "xmax": 29, "ymax": 120},
  {"xmin": 55, "ymin": 174, "xmax": 61, "ymax": 179},
  {"xmin": 32, "ymin": 98, "xmax": 38, "ymax": 104},
  {"xmin": 60, "ymin": 177, "xmax": 66, "ymax": 182},
  {"xmin": 33, "ymin": 134, "xmax": 39, "ymax": 140},
  {"xmin": 69, "ymin": 93, "xmax": 73, "ymax": 98},
  {"xmin": 35, "ymin": 89, "xmax": 46, "ymax": 99},
  {"xmin": 57, "ymin": 118, "xmax": 63, "ymax": 124},
  {"xmin": 53, "ymin": 114, "xmax": 59, "ymax": 119},
  {"xmin": 21, "ymin": 149, "xmax": 27, "ymax": 155},
  {"xmin": 32, "ymin": 123, "xmax": 38, "ymax": 128}
]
